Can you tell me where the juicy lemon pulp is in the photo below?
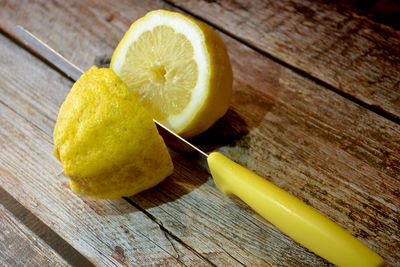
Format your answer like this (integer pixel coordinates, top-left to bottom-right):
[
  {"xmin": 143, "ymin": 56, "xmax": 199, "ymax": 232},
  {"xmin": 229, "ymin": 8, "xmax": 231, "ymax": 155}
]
[
  {"xmin": 111, "ymin": 10, "xmax": 233, "ymax": 138},
  {"xmin": 121, "ymin": 25, "xmax": 197, "ymax": 121}
]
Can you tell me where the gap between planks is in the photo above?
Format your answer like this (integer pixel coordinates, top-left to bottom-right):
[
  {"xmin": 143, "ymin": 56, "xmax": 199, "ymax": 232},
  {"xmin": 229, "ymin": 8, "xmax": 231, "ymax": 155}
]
[
  {"xmin": 163, "ymin": 0, "xmax": 400, "ymax": 126},
  {"xmin": 0, "ymin": 186, "xmax": 94, "ymax": 267}
]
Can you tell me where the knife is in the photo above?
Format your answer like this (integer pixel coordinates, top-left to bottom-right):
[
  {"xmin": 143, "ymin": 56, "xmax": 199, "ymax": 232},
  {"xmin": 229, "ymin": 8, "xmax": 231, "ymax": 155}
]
[{"xmin": 13, "ymin": 25, "xmax": 385, "ymax": 267}]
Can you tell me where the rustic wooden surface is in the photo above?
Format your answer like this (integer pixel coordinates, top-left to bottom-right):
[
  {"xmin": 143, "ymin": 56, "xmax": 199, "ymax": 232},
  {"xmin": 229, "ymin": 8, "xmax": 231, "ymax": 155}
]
[
  {"xmin": 168, "ymin": 0, "xmax": 400, "ymax": 122},
  {"xmin": 0, "ymin": 203, "xmax": 69, "ymax": 267},
  {"xmin": 0, "ymin": 0, "xmax": 399, "ymax": 266}
]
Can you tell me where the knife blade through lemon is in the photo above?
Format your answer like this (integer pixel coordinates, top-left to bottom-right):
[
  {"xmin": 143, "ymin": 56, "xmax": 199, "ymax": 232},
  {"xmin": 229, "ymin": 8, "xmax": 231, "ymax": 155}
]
[{"xmin": 111, "ymin": 9, "xmax": 233, "ymax": 138}]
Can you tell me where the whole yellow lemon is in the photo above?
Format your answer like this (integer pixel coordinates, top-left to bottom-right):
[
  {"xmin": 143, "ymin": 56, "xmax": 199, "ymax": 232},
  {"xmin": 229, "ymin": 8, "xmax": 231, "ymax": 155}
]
[{"xmin": 53, "ymin": 66, "xmax": 173, "ymax": 199}]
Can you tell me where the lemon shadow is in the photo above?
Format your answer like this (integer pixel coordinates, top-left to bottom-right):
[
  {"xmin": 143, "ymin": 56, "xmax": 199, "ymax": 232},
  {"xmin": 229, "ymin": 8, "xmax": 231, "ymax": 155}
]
[
  {"xmin": 189, "ymin": 85, "xmax": 278, "ymax": 153},
  {"xmin": 188, "ymin": 108, "xmax": 249, "ymax": 152},
  {"xmin": 128, "ymin": 86, "xmax": 280, "ymax": 210},
  {"xmin": 126, "ymin": 109, "xmax": 249, "ymax": 210},
  {"xmin": 127, "ymin": 149, "xmax": 210, "ymax": 210}
]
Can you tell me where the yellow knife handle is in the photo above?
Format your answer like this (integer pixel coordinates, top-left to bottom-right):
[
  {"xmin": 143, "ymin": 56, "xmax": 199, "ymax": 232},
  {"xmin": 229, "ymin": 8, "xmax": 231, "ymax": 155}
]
[{"xmin": 207, "ymin": 152, "xmax": 385, "ymax": 267}]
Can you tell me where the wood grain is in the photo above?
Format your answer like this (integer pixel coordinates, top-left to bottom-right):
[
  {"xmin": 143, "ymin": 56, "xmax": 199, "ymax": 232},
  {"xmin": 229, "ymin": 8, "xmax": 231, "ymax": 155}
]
[
  {"xmin": 0, "ymin": 0, "xmax": 399, "ymax": 265},
  {"xmin": 0, "ymin": 186, "xmax": 95, "ymax": 266},
  {"xmin": 0, "ymin": 36, "xmax": 209, "ymax": 266},
  {"xmin": 0, "ymin": 204, "xmax": 69, "ymax": 267},
  {"xmin": 0, "ymin": 105, "xmax": 210, "ymax": 266},
  {"xmin": 168, "ymin": 0, "xmax": 400, "ymax": 121},
  {"xmin": 0, "ymin": 27, "xmax": 328, "ymax": 266}
]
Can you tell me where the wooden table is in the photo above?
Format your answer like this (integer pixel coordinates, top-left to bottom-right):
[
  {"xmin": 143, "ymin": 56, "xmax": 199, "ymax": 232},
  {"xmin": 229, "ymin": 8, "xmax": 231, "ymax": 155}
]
[{"xmin": 1, "ymin": 0, "xmax": 399, "ymax": 266}]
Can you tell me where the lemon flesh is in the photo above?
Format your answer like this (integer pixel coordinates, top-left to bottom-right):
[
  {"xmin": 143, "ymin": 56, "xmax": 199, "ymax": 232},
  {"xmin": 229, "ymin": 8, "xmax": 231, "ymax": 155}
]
[
  {"xmin": 53, "ymin": 66, "xmax": 173, "ymax": 199},
  {"xmin": 111, "ymin": 9, "xmax": 233, "ymax": 138}
]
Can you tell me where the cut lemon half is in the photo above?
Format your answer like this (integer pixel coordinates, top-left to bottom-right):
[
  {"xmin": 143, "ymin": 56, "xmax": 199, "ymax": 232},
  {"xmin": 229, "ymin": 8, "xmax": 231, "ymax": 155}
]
[{"xmin": 111, "ymin": 9, "xmax": 233, "ymax": 138}]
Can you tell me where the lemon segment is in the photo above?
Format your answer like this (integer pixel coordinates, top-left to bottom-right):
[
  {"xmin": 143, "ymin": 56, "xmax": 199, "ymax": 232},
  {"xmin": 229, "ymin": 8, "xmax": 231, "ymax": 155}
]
[
  {"xmin": 53, "ymin": 66, "xmax": 173, "ymax": 199},
  {"xmin": 111, "ymin": 10, "xmax": 233, "ymax": 138}
]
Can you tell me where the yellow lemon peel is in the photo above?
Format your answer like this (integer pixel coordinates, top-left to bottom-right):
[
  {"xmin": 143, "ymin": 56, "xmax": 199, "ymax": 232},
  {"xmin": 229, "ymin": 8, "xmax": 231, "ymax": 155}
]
[{"xmin": 53, "ymin": 66, "xmax": 173, "ymax": 199}]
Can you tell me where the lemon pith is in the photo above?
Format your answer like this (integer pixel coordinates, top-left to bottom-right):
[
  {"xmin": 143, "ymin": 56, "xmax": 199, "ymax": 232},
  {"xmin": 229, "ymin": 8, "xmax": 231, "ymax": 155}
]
[
  {"xmin": 111, "ymin": 9, "xmax": 233, "ymax": 138},
  {"xmin": 53, "ymin": 66, "xmax": 173, "ymax": 199}
]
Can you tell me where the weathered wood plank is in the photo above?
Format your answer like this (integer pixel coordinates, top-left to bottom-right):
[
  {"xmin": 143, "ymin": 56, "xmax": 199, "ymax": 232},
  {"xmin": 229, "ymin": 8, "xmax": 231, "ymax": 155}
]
[
  {"xmin": 331, "ymin": 0, "xmax": 400, "ymax": 30},
  {"xmin": 0, "ymin": 34, "xmax": 209, "ymax": 266},
  {"xmin": 0, "ymin": 186, "xmax": 95, "ymax": 267},
  {"xmin": 0, "ymin": 204, "xmax": 69, "ymax": 267},
  {"xmin": 134, "ymin": 35, "xmax": 400, "ymax": 264},
  {"xmin": 0, "ymin": 95, "xmax": 210, "ymax": 266},
  {"xmin": 1, "ymin": 0, "xmax": 399, "ymax": 265},
  {"xmin": 168, "ymin": 0, "xmax": 400, "ymax": 121},
  {"xmin": 0, "ymin": 30, "xmax": 326, "ymax": 266}
]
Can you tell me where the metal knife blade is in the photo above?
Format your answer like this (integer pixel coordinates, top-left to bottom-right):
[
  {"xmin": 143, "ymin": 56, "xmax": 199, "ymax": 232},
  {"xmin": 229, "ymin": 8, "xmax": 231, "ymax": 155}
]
[
  {"xmin": 14, "ymin": 26, "xmax": 84, "ymax": 81},
  {"xmin": 13, "ymin": 25, "xmax": 210, "ymax": 173}
]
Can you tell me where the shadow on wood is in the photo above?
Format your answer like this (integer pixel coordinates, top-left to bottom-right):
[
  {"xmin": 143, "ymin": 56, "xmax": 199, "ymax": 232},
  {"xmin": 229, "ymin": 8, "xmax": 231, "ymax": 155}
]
[
  {"xmin": 128, "ymin": 86, "xmax": 279, "ymax": 209},
  {"xmin": 190, "ymin": 85, "xmax": 279, "ymax": 152},
  {"xmin": 128, "ymin": 150, "xmax": 211, "ymax": 210},
  {"xmin": 189, "ymin": 108, "xmax": 249, "ymax": 152}
]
